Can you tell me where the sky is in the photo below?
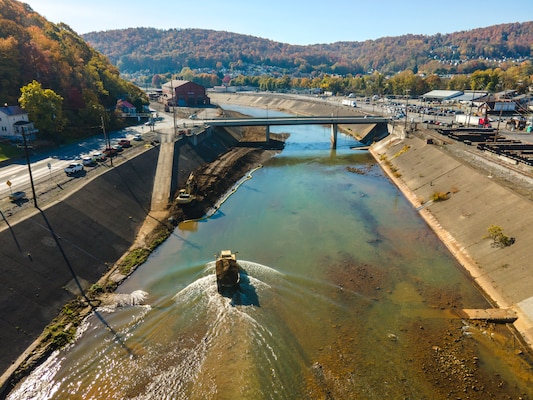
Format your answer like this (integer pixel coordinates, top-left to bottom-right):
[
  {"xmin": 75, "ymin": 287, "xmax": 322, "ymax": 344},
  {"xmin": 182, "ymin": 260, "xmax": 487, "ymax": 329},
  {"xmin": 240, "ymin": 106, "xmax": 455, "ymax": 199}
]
[{"xmin": 23, "ymin": 0, "xmax": 533, "ymax": 45}]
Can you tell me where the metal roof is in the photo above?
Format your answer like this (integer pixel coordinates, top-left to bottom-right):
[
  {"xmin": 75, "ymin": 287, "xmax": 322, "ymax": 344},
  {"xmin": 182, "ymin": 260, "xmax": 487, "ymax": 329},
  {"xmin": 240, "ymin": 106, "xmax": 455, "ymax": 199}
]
[{"xmin": 421, "ymin": 90, "xmax": 463, "ymax": 100}]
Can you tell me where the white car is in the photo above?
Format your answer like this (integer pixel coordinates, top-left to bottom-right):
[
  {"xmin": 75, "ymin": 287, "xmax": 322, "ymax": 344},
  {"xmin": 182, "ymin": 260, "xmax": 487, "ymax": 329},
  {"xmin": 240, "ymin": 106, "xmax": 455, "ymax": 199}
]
[
  {"xmin": 82, "ymin": 156, "xmax": 96, "ymax": 167},
  {"xmin": 64, "ymin": 163, "xmax": 84, "ymax": 176},
  {"xmin": 92, "ymin": 152, "xmax": 106, "ymax": 162}
]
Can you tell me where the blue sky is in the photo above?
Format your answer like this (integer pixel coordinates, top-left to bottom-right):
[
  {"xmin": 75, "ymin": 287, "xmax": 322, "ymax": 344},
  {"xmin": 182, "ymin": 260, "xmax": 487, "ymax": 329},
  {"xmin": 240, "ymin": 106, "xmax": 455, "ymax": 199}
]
[{"xmin": 24, "ymin": 0, "xmax": 533, "ymax": 45}]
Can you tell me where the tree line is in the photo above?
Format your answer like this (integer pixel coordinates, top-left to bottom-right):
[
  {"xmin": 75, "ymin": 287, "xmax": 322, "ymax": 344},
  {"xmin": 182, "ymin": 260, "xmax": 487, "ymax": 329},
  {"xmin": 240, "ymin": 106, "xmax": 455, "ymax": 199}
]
[
  {"xmin": 0, "ymin": 0, "xmax": 148, "ymax": 143},
  {"xmin": 144, "ymin": 60, "xmax": 533, "ymax": 98},
  {"xmin": 83, "ymin": 23, "xmax": 533, "ymax": 77}
]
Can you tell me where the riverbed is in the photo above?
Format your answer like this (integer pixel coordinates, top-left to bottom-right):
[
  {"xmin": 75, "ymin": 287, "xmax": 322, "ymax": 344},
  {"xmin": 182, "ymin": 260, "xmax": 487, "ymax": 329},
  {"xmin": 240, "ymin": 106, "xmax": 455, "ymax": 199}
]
[{"xmin": 7, "ymin": 106, "xmax": 533, "ymax": 399}]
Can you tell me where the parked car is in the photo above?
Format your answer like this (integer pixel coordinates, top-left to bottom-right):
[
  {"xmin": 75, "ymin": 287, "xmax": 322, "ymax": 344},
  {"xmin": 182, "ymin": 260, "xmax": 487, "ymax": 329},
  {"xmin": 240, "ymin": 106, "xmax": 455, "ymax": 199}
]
[
  {"xmin": 117, "ymin": 139, "xmax": 131, "ymax": 148},
  {"xmin": 92, "ymin": 152, "xmax": 106, "ymax": 162},
  {"xmin": 82, "ymin": 156, "xmax": 96, "ymax": 167},
  {"xmin": 64, "ymin": 163, "xmax": 84, "ymax": 176},
  {"xmin": 133, "ymin": 133, "xmax": 142, "ymax": 141},
  {"xmin": 113, "ymin": 144, "xmax": 123, "ymax": 152},
  {"xmin": 9, "ymin": 191, "xmax": 26, "ymax": 202},
  {"xmin": 103, "ymin": 147, "xmax": 117, "ymax": 157}
]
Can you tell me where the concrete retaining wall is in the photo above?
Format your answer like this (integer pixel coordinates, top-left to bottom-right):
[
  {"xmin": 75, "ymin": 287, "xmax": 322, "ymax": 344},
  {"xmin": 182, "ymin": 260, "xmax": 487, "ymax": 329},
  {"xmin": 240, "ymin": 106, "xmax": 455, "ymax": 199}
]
[{"xmin": 0, "ymin": 147, "xmax": 159, "ymax": 372}]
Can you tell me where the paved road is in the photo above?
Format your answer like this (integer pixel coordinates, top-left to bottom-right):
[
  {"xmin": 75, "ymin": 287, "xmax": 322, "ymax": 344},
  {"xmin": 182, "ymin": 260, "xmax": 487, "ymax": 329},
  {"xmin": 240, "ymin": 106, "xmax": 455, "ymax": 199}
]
[{"xmin": 0, "ymin": 107, "xmax": 216, "ymax": 202}]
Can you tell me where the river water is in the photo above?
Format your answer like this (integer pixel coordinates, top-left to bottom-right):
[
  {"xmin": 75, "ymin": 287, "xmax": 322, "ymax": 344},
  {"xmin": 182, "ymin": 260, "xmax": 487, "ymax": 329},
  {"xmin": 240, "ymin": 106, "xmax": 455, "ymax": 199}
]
[{"xmin": 8, "ymin": 106, "xmax": 533, "ymax": 399}]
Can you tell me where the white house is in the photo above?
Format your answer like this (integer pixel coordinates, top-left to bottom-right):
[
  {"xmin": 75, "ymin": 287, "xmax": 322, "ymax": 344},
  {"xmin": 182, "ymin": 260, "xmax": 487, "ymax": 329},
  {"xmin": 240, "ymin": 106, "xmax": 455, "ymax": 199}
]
[{"xmin": 0, "ymin": 105, "xmax": 38, "ymax": 141}]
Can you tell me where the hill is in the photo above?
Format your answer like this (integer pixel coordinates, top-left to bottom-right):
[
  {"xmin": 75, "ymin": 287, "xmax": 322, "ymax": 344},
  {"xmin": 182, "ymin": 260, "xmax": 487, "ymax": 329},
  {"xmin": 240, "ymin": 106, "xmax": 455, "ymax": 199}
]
[
  {"xmin": 0, "ymin": 0, "xmax": 148, "ymax": 140},
  {"xmin": 82, "ymin": 22, "xmax": 533, "ymax": 76}
]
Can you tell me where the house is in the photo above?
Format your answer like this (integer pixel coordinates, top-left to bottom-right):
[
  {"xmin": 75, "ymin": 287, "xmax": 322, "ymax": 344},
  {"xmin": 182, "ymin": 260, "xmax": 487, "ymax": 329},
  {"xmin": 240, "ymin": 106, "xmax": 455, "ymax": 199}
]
[
  {"xmin": 0, "ymin": 105, "xmax": 38, "ymax": 142},
  {"xmin": 161, "ymin": 80, "xmax": 210, "ymax": 107},
  {"xmin": 116, "ymin": 100, "xmax": 137, "ymax": 117},
  {"xmin": 476, "ymin": 94, "xmax": 516, "ymax": 114}
]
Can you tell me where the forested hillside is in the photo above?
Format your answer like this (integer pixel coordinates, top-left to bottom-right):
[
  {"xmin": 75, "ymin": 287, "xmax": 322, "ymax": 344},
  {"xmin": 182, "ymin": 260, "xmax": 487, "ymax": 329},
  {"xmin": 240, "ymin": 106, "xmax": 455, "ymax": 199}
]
[
  {"xmin": 0, "ymin": 0, "xmax": 147, "ymax": 140},
  {"xmin": 82, "ymin": 22, "xmax": 533, "ymax": 76}
]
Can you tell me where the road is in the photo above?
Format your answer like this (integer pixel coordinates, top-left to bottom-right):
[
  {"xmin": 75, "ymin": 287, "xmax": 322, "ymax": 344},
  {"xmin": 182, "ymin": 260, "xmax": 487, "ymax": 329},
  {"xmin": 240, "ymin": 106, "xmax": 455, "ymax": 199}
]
[{"xmin": 0, "ymin": 107, "xmax": 215, "ymax": 204}]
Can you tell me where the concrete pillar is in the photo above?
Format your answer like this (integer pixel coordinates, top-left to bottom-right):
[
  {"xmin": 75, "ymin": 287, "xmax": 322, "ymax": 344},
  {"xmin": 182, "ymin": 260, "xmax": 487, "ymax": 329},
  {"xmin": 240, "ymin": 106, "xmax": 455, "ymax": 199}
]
[
  {"xmin": 266, "ymin": 125, "xmax": 270, "ymax": 142},
  {"xmin": 330, "ymin": 123, "xmax": 338, "ymax": 149}
]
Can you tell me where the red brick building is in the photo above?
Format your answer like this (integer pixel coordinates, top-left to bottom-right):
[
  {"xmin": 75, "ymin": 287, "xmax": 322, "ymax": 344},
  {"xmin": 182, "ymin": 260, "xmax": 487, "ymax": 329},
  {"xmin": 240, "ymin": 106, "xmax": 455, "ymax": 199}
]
[{"xmin": 161, "ymin": 80, "xmax": 210, "ymax": 107}]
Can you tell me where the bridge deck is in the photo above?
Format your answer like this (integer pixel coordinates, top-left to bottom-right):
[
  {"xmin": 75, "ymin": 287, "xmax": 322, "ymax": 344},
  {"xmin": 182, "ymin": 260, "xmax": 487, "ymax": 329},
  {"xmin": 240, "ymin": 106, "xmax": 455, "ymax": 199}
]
[{"xmin": 202, "ymin": 115, "xmax": 389, "ymax": 127}]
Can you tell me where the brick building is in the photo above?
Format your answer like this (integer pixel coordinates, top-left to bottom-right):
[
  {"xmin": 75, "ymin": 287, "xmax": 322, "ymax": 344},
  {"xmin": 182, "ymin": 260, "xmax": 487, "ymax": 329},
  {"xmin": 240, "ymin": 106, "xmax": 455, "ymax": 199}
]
[{"xmin": 161, "ymin": 80, "xmax": 210, "ymax": 107}]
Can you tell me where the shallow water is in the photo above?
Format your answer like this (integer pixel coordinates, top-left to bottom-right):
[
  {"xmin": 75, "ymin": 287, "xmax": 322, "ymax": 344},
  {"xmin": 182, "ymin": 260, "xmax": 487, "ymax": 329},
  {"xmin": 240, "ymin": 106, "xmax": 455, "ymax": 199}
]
[{"xmin": 8, "ymin": 107, "xmax": 533, "ymax": 399}]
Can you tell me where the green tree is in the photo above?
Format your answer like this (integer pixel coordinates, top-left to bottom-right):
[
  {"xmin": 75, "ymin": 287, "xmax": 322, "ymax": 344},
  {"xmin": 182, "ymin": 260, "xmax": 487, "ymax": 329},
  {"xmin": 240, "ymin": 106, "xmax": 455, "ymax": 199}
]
[{"xmin": 19, "ymin": 80, "xmax": 65, "ymax": 139}]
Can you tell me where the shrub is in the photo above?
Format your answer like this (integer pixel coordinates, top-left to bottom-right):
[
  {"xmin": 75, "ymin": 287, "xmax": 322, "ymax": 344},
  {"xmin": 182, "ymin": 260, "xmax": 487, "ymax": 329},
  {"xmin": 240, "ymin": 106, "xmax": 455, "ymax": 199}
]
[
  {"xmin": 430, "ymin": 191, "xmax": 450, "ymax": 202},
  {"xmin": 484, "ymin": 225, "xmax": 515, "ymax": 248}
]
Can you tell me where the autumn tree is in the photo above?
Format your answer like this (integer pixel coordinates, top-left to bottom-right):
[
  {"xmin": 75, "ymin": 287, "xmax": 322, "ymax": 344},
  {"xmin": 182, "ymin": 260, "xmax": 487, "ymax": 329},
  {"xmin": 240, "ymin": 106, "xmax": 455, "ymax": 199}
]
[{"xmin": 19, "ymin": 80, "xmax": 65, "ymax": 139}]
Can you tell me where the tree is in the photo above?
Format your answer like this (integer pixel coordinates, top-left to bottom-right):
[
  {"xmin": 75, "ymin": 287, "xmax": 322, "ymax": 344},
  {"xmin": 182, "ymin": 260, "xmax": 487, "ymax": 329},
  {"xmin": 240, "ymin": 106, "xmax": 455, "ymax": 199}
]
[{"xmin": 19, "ymin": 80, "xmax": 65, "ymax": 139}]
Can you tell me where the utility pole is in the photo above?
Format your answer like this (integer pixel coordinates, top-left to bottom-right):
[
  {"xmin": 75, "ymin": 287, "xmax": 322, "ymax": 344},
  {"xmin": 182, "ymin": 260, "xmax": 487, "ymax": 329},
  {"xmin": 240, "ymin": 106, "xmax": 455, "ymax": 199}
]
[
  {"xmin": 22, "ymin": 127, "xmax": 38, "ymax": 208},
  {"xmin": 101, "ymin": 116, "xmax": 112, "ymax": 167},
  {"xmin": 404, "ymin": 89, "xmax": 410, "ymax": 131}
]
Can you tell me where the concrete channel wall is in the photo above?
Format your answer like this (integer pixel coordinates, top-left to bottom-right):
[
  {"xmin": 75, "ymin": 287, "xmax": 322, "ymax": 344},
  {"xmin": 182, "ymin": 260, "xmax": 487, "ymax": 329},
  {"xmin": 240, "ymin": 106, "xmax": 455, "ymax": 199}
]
[
  {"xmin": 0, "ymin": 147, "xmax": 159, "ymax": 375},
  {"xmin": 371, "ymin": 125, "xmax": 533, "ymax": 349}
]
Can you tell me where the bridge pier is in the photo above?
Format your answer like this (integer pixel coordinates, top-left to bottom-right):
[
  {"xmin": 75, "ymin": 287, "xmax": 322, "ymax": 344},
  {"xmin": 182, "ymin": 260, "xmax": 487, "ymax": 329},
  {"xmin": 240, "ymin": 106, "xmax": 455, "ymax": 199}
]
[
  {"xmin": 266, "ymin": 125, "xmax": 270, "ymax": 142},
  {"xmin": 330, "ymin": 123, "xmax": 338, "ymax": 148}
]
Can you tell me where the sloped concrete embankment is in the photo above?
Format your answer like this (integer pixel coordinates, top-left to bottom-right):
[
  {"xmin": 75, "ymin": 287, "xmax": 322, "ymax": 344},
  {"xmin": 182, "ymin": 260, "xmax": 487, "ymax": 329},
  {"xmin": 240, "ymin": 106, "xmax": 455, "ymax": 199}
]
[
  {"xmin": 0, "ymin": 127, "xmax": 244, "ymax": 388},
  {"xmin": 0, "ymin": 147, "xmax": 159, "ymax": 380},
  {"xmin": 370, "ymin": 128, "xmax": 533, "ymax": 349}
]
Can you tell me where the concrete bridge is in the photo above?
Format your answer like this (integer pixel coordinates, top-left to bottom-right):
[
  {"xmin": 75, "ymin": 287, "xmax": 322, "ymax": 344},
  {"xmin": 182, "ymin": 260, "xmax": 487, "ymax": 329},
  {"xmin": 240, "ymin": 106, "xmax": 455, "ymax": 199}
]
[{"xmin": 201, "ymin": 115, "xmax": 391, "ymax": 147}]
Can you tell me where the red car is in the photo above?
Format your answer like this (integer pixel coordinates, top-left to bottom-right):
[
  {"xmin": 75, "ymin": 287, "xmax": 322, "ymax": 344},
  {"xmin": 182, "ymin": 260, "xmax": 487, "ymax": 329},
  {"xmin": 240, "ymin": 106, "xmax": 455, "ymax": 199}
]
[
  {"xmin": 103, "ymin": 147, "xmax": 118, "ymax": 157},
  {"xmin": 117, "ymin": 139, "xmax": 131, "ymax": 148}
]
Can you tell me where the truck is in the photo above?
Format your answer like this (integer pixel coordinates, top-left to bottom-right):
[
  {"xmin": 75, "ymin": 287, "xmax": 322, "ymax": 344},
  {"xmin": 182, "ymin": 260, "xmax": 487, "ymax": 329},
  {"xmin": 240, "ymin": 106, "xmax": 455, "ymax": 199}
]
[
  {"xmin": 342, "ymin": 99, "xmax": 357, "ymax": 107},
  {"xmin": 64, "ymin": 163, "xmax": 84, "ymax": 176},
  {"xmin": 455, "ymin": 114, "xmax": 491, "ymax": 128}
]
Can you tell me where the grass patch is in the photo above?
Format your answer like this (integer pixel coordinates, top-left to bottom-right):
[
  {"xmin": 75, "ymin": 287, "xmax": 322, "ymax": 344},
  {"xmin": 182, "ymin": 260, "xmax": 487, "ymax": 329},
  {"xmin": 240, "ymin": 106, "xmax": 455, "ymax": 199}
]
[
  {"xmin": 392, "ymin": 145, "xmax": 410, "ymax": 159},
  {"xmin": 118, "ymin": 248, "xmax": 151, "ymax": 275},
  {"xmin": 0, "ymin": 143, "xmax": 24, "ymax": 162}
]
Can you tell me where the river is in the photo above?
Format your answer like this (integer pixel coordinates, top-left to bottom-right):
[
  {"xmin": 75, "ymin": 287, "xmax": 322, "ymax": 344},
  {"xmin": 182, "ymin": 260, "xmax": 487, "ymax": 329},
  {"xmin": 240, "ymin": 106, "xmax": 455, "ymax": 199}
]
[{"xmin": 7, "ymin": 106, "xmax": 533, "ymax": 399}]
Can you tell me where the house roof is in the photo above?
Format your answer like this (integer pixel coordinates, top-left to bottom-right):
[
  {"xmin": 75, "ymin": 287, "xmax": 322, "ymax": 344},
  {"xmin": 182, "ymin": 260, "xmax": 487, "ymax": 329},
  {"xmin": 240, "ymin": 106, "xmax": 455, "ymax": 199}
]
[
  {"xmin": 0, "ymin": 105, "xmax": 26, "ymax": 116},
  {"xmin": 121, "ymin": 101, "xmax": 135, "ymax": 109}
]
